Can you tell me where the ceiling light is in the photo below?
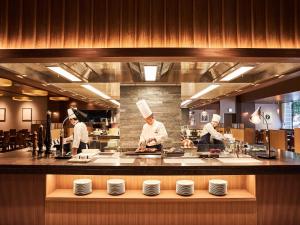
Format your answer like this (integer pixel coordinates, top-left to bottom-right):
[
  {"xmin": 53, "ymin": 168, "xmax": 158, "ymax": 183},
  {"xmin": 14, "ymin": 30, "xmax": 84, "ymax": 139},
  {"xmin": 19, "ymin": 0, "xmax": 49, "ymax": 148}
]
[
  {"xmin": 110, "ymin": 99, "xmax": 120, "ymax": 107},
  {"xmin": 191, "ymin": 84, "xmax": 220, "ymax": 99},
  {"xmin": 22, "ymin": 90, "xmax": 48, "ymax": 96},
  {"xmin": 180, "ymin": 99, "xmax": 192, "ymax": 107},
  {"xmin": 220, "ymin": 66, "xmax": 254, "ymax": 81},
  {"xmin": 81, "ymin": 84, "xmax": 111, "ymax": 99},
  {"xmin": 144, "ymin": 66, "xmax": 157, "ymax": 81},
  {"xmin": 47, "ymin": 66, "xmax": 82, "ymax": 82},
  {"xmin": 49, "ymin": 97, "xmax": 70, "ymax": 101},
  {"xmin": 12, "ymin": 96, "xmax": 32, "ymax": 102},
  {"xmin": 0, "ymin": 78, "xmax": 12, "ymax": 87}
]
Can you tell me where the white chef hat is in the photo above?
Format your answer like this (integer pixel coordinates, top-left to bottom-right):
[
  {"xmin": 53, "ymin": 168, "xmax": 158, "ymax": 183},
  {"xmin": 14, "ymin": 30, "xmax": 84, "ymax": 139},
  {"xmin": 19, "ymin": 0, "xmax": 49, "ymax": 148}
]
[
  {"xmin": 136, "ymin": 99, "xmax": 152, "ymax": 119},
  {"xmin": 67, "ymin": 108, "xmax": 77, "ymax": 119},
  {"xmin": 211, "ymin": 114, "xmax": 221, "ymax": 123}
]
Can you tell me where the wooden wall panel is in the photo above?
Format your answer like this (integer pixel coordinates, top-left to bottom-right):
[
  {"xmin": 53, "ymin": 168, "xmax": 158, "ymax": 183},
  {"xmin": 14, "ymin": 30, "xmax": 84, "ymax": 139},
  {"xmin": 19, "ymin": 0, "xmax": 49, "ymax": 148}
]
[
  {"xmin": 179, "ymin": 0, "xmax": 194, "ymax": 47},
  {"xmin": 64, "ymin": 0, "xmax": 79, "ymax": 48},
  {"xmin": 209, "ymin": 0, "xmax": 223, "ymax": 47},
  {"xmin": 21, "ymin": 0, "xmax": 36, "ymax": 48},
  {"xmin": 252, "ymin": 0, "xmax": 267, "ymax": 47},
  {"xmin": 92, "ymin": 0, "xmax": 107, "ymax": 47},
  {"xmin": 194, "ymin": 0, "xmax": 209, "ymax": 47},
  {"xmin": 35, "ymin": 0, "xmax": 50, "ymax": 48},
  {"xmin": 46, "ymin": 201, "xmax": 257, "ymax": 225},
  {"xmin": 237, "ymin": 0, "xmax": 252, "ymax": 47},
  {"xmin": 49, "ymin": 0, "xmax": 65, "ymax": 48},
  {"xmin": 280, "ymin": 0, "xmax": 296, "ymax": 48},
  {"xmin": 150, "ymin": 0, "xmax": 165, "ymax": 47},
  {"xmin": 223, "ymin": 0, "xmax": 238, "ymax": 47},
  {"xmin": 0, "ymin": 174, "xmax": 46, "ymax": 225},
  {"xmin": 266, "ymin": 0, "xmax": 281, "ymax": 47},
  {"xmin": 121, "ymin": 0, "xmax": 136, "ymax": 47},
  {"xmin": 0, "ymin": 0, "xmax": 8, "ymax": 48},
  {"xmin": 256, "ymin": 174, "xmax": 300, "ymax": 225},
  {"xmin": 0, "ymin": 0, "xmax": 299, "ymax": 48},
  {"xmin": 165, "ymin": 0, "xmax": 179, "ymax": 47}
]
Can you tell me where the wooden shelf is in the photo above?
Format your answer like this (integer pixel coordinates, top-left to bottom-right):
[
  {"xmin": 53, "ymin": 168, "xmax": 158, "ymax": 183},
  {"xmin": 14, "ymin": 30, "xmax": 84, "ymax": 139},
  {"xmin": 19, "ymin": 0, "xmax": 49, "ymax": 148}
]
[{"xmin": 46, "ymin": 189, "xmax": 256, "ymax": 202}]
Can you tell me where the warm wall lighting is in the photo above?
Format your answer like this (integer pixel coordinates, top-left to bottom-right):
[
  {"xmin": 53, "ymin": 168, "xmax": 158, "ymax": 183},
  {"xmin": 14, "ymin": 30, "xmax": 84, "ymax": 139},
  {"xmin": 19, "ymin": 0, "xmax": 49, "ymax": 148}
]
[
  {"xmin": 12, "ymin": 96, "xmax": 32, "ymax": 102},
  {"xmin": 220, "ymin": 66, "xmax": 254, "ymax": 81},
  {"xmin": 110, "ymin": 99, "xmax": 120, "ymax": 107},
  {"xmin": 49, "ymin": 97, "xmax": 70, "ymax": 101},
  {"xmin": 47, "ymin": 66, "xmax": 82, "ymax": 82},
  {"xmin": 144, "ymin": 66, "xmax": 157, "ymax": 81},
  {"xmin": 81, "ymin": 84, "xmax": 111, "ymax": 99},
  {"xmin": 22, "ymin": 89, "xmax": 48, "ymax": 96},
  {"xmin": 191, "ymin": 84, "xmax": 220, "ymax": 99},
  {"xmin": 180, "ymin": 99, "xmax": 192, "ymax": 107},
  {"xmin": 0, "ymin": 78, "xmax": 12, "ymax": 87}
]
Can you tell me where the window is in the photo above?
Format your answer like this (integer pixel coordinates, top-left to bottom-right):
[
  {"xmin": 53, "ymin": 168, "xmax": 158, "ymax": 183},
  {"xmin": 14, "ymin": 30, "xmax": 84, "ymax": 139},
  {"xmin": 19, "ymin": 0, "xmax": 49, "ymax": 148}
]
[
  {"xmin": 282, "ymin": 102, "xmax": 293, "ymax": 129},
  {"xmin": 293, "ymin": 101, "xmax": 300, "ymax": 128}
]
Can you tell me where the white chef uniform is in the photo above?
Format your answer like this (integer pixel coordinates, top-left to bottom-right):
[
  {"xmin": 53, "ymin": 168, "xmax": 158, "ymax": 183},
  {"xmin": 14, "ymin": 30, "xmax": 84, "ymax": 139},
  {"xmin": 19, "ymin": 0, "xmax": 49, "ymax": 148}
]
[
  {"xmin": 65, "ymin": 108, "xmax": 89, "ymax": 152},
  {"xmin": 200, "ymin": 114, "xmax": 224, "ymax": 141},
  {"xmin": 139, "ymin": 120, "xmax": 168, "ymax": 145},
  {"xmin": 136, "ymin": 99, "xmax": 168, "ymax": 146}
]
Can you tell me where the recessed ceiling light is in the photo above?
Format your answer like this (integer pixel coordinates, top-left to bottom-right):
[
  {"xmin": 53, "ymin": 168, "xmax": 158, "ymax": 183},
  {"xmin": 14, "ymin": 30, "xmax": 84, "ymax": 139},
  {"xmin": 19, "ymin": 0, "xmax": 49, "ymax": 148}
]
[
  {"xmin": 144, "ymin": 66, "xmax": 157, "ymax": 81},
  {"xmin": 110, "ymin": 99, "xmax": 120, "ymax": 107},
  {"xmin": 191, "ymin": 84, "xmax": 220, "ymax": 99},
  {"xmin": 81, "ymin": 84, "xmax": 111, "ymax": 99},
  {"xmin": 22, "ymin": 90, "xmax": 48, "ymax": 96},
  {"xmin": 49, "ymin": 97, "xmax": 70, "ymax": 101},
  {"xmin": 17, "ymin": 75, "xmax": 24, "ymax": 79},
  {"xmin": 220, "ymin": 66, "xmax": 254, "ymax": 81},
  {"xmin": 12, "ymin": 96, "xmax": 32, "ymax": 102},
  {"xmin": 0, "ymin": 78, "xmax": 12, "ymax": 87},
  {"xmin": 47, "ymin": 66, "xmax": 82, "ymax": 82}
]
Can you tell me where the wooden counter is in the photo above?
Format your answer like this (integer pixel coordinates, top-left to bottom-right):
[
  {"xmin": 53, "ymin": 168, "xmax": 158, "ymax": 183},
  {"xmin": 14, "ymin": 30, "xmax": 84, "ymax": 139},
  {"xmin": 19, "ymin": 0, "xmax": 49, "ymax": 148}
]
[{"xmin": 1, "ymin": 150, "xmax": 300, "ymax": 225}]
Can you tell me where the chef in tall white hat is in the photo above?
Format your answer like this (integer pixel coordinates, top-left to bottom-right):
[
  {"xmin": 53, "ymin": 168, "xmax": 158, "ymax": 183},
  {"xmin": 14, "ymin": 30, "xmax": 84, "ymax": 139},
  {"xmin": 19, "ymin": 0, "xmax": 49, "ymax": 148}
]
[
  {"xmin": 136, "ymin": 99, "xmax": 168, "ymax": 151},
  {"xmin": 198, "ymin": 114, "xmax": 225, "ymax": 151},
  {"xmin": 64, "ymin": 108, "xmax": 89, "ymax": 155}
]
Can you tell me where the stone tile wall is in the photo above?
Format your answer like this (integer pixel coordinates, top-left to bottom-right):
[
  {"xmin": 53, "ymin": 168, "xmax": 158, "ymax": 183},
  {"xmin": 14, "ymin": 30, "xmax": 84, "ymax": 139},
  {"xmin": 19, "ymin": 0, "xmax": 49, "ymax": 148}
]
[{"xmin": 120, "ymin": 86, "xmax": 181, "ymax": 148}]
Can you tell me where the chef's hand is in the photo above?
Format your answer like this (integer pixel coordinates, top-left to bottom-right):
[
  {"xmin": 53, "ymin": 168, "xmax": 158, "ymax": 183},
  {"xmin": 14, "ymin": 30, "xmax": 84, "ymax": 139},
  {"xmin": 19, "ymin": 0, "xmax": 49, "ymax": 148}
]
[
  {"xmin": 147, "ymin": 138, "xmax": 157, "ymax": 144},
  {"xmin": 72, "ymin": 148, "xmax": 78, "ymax": 156},
  {"xmin": 63, "ymin": 138, "xmax": 67, "ymax": 144}
]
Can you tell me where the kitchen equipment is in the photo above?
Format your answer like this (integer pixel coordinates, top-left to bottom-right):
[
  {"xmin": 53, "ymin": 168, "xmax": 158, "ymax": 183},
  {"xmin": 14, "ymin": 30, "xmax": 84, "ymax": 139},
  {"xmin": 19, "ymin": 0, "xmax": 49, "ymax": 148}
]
[
  {"xmin": 143, "ymin": 180, "xmax": 160, "ymax": 196},
  {"xmin": 73, "ymin": 179, "xmax": 92, "ymax": 195},
  {"xmin": 107, "ymin": 179, "xmax": 125, "ymax": 195},
  {"xmin": 176, "ymin": 180, "xmax": 194, "ymax": 196},
  {"xmin": 208, "ymin": 179, "xmax": 227, "ymax": 196}
]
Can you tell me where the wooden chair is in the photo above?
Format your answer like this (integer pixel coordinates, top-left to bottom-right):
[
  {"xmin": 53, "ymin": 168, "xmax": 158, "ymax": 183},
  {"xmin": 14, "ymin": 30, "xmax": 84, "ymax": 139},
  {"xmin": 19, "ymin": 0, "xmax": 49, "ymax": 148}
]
[
  {"xmin": 16, "ymin": 132, "xmax": 25, "ymax": 149},
  {"xmin": 1, "ymin": 131, "xmax": 10, "ymax": 151}
]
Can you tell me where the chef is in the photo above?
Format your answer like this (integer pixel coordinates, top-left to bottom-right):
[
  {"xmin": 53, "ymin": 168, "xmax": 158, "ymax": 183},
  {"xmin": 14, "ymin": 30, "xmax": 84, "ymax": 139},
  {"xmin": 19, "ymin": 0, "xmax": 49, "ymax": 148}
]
[
  {"xmin": 198, "ymin": 114, "xmax": 225, "ymax": 151},
  {"xmin": 64, "ymin": 108, "xmax": 89, "ymax": 155},
  {"xmin": 136, "ymin": 99, "xmax": 168, "ymax": 151}
]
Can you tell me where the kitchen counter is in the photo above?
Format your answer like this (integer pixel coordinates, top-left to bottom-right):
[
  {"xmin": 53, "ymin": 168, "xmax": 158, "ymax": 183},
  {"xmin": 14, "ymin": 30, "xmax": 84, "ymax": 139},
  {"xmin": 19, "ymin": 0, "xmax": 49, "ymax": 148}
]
[
  {"xmin": 1, "ymin": 149, "xmax": 300, "ymax": 225},
  {"xmin": 1, "ymin": 149, "xmax": 300, "ymax": 175}
]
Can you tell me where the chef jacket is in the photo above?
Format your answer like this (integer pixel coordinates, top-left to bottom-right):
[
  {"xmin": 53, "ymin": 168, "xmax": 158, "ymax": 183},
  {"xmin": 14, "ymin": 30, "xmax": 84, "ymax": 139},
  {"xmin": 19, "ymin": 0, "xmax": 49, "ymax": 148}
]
[
  {"xmin": 139, "ymin": 120, "xmax": 168, "ymax": 145},
  {"xmin": 66, "ymin": 122, "xmax": 89, "ymax": 148},
  {"xmin": 200, "ymin": 122, "xmax": 224, "ymax": 141}
]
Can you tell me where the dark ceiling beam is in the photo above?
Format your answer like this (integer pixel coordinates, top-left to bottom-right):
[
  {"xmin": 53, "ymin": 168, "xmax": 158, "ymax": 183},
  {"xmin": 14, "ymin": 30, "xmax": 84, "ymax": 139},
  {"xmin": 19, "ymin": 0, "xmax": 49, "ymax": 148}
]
[
  {"xmin": 237, "ymin": 75, "xmax": 300, "ymax": 102},
  {"xmin": 1, "ymin": 48, "xmax": 300, "ymax": 63}
]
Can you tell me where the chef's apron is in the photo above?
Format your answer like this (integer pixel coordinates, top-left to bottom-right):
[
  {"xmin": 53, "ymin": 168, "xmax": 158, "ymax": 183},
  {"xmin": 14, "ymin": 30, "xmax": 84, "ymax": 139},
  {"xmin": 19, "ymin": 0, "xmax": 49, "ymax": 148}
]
[
  {"xmin": 198, "ymin": 133, "xmax": 210, "ymax": 151},
  {"xmin": 146, "ymin": 144, "xmax": 162, "ymax": 151},
  {"xmin": 198, "ymin": 133, "xmax": 225, "ymax": 151},
  {"xmin": 77, "ymin": 141, "xmax": 88, "ymax": 154}
]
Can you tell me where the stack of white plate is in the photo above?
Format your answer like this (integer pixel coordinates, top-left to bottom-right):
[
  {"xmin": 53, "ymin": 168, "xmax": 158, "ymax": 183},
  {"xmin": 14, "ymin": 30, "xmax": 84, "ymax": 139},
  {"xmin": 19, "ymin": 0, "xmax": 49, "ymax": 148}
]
[
  {"xmin": 176, "ymin": 180, "xmax": 194, "ymax": 196},
  {"xmin": 107, "ymin": 179, "xmax": 125, "ymax": 195},
  {"xmin": 143, "ymin": 180, "xmax": 160, "ymax": 196},
  {"xmin": 208, "ymin": 179, "xmax": 228, "ymax": 196},
  {"xmin": 73, "ymin": 179, "xmax": 92, "ymax": 196}
]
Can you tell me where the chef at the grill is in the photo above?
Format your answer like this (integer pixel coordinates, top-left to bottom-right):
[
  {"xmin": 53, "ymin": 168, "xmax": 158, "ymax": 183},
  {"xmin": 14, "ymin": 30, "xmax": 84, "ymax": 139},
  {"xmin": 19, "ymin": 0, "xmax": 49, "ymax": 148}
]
[
  {"xmin": 64, "ymin": 108, "xmax": 89, "ymax": 155},
  {"xmin": 198, "ymin": 114, "xmax": 225, "ymax": 150},
  {"xmin": 136, "ymin": 99, "xmax": 168, "ymax": 151}
]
